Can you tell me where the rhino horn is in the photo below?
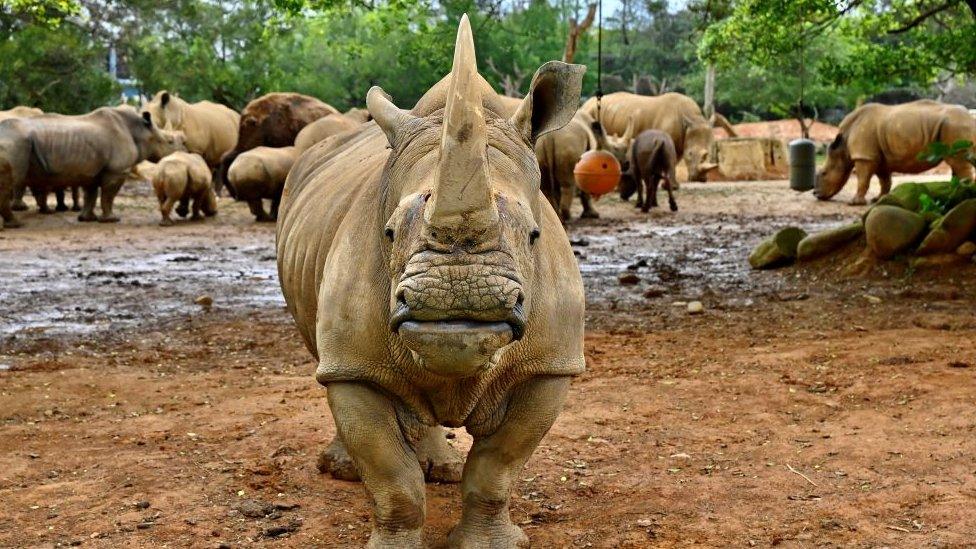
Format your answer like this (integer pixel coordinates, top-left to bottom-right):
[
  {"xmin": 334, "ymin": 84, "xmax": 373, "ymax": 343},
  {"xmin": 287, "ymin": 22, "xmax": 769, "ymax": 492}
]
[{"xmin": 425, "ymin": 14, "xmax": 498, "ymax": 231}]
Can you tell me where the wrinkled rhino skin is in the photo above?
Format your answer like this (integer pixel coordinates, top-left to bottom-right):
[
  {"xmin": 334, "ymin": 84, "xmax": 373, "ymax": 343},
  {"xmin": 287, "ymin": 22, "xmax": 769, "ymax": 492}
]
[
  {"xmin": 276, "ymin": 15, "xmax": 585, "ymax": 548},
  {"xmin": 142, "ymin": 91, "xmax": 240, "ymax": 168},
  {"xmin": 217, "ymin": 92, "xmax": 337, "ymax": 193},
  {"xmin": 815, "ymin": 100, "xmax": 976, "ymax": 205},
  {"xmin": 0, "ymin": 107, "xmax": 184, "ymax": 228},
  {"xmin": 151, "ymin": 151, "xmax": 216, "ymax": 226},
  {"xmin": 535, "ymin": 111, "xmax": 603, "ymax": 220},
  {"xmin": 580, "ymin": 91, "xmax": 717, "ymax": 182},
  {"xmin": 227, "ymin": 145, "xmax": 298, "ymax": 222}
]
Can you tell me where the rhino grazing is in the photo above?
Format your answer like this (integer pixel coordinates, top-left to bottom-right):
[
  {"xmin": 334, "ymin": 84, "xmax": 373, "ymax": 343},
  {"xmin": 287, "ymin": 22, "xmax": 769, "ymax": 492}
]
[
  {"xmin": 581, "ymin": 91, "xmax": 718, "ymax": 182},
  {"xmin": 0, "ymin": 107, "xmax": 185, "ymax": 228},
  {"xmin": 815, "ymin": 100, "xmax": 976, "ymax": 205},
  {"xmin": 620, "ymin": 129, "xmax": 679, "ymax": 212},
  {"xmin": 276, "ymin": 15, "xmax": 585, "ymax": 547}
]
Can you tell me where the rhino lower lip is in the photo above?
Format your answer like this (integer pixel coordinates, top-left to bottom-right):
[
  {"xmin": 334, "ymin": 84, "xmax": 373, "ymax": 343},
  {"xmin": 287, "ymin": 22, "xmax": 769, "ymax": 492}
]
[{"xmin": 389, "ymin": 301, "xmax": 527, "ymax": 341}]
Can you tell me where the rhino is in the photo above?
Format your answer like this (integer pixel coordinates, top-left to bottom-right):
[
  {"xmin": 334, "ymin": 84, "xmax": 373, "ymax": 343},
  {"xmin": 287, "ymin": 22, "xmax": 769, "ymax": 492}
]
[
  {"xmin": 581, "ymin": 91, "xmax": 718, "ymax": 182},
  {"xmin": 217, "ymin": 92, "xmax": 337, "ymax": 194},
  {"xmin": 0, "ymin": 107, "xmax": 185, "ymax": 228},
  {"xmin": 0, "ymin": 106, "xmax": 78, "ymax": 213},
  {"xmin": 343, "ymin": 107, "xmax": 372, "ymax": 123},
  {"xmin": 293, "ymin": 114, "xmax": 361, "ymax": 153},
  {"xmin": 0, "ymin": 106, "xmax": 43, "ymax": 122},
  {"xmin": 227, "ymin": 146, "xmax": 298, "ymax": 222},
  {"xmin": 535, "ymin": 110, "xmax": 606, "ymax": 220},
  {"xmin": 620, "ymin": 129, "xmax": 678, "ymax": 212},
  {"xmin": 815, "ymin": 100, "xmax": 976, "ymax": 205},
  {"xmin": 151, "ymin": 151, "xmax": 216, "ymax": 226},
  {"xmin": 276, "ymin": 16, "xmax": 585, "ymax": 548},
  {"xmin": 142, "ymin": 91, "xmax": 240, "ymax": 168}
]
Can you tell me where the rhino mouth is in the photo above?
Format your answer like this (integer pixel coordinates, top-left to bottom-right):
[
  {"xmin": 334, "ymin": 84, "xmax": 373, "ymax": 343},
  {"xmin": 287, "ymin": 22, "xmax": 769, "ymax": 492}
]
[{"xmin": 389, "ymin": 297, "xmax": 527, "ymax": 341}]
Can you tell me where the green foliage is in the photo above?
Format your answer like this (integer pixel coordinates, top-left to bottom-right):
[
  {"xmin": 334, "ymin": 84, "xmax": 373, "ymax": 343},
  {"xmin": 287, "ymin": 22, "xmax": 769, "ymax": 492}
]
[
  {"xmin": 0, "ymin": 22, "xmax": 118, "ymax": 112},
  {"xmin": 701, "ymin": 0, "xmax": 976, "ymax": 96},
  {"xmin": 914, "ymin": 140, "xmax": 976, "ymax": 215}
]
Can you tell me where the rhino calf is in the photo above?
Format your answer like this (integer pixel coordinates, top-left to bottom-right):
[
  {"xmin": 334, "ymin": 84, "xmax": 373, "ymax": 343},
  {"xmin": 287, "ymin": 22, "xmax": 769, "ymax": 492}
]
[
  {"xmin": 816, "ymin": 100, "xmax": 976, "ymax": 205},
  {"xmin": 621, "ymin": 129, "xmax": 678, "ymax": 212},
  {"xmin": 277, "ymin": 16, "xmax": 585, "ymax": 547},
  {"xmin": 227, "ymin": 146, "xmax": 297, "ymax": 222},
  {"xmin": 151, "ymin": 152, "xmax": 216, "ymax": 226},
  {"xmin": 0, "ymin": 107, "xmax": 184, "ymax": 228}
]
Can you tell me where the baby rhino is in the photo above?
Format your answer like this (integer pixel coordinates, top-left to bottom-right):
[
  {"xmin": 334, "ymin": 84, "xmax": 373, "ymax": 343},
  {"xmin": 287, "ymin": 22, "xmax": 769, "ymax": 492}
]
[
  {"xmin": 620, "ymin": 129, "xmax": 678, "ymax": 212},
  {"xmin": 152, "ymin": 152, "xmax": 216, "ymax": 226},
  {"xmin": 227, "ymin": 146, "xmax": 297, "ymax": 222}
]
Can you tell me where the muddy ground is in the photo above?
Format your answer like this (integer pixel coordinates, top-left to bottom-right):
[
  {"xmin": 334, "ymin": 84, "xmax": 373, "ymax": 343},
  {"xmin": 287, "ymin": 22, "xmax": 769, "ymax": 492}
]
[{"xmin": 1, "ymin": 177, "xmax": 975, "ymax": 548}]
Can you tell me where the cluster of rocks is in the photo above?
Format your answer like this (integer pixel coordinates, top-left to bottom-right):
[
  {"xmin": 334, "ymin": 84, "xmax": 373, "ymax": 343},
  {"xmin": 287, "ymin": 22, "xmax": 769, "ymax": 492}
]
[{"xmin": 750, "ymin": 180, "xmax": 976, "ymax": 270}]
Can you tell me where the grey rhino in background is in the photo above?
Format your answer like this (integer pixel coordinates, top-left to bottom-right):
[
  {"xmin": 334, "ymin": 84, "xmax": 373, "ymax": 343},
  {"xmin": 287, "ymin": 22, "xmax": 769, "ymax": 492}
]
[
  {"xmin": 276, "ymin": 14, "xmax": 586, "ymax": 548},
  {"xmin": 0, "ymin": 106, "xmax": 185, "ymax": 228}
]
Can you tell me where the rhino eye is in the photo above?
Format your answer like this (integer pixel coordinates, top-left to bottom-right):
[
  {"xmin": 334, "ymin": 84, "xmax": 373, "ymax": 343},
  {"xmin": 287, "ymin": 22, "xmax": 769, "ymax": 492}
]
[
  {"xmin": 529, "ymin": 228, "xmax": 541, "ymax": 245},
  {"xmin": 384, "ymin": 227, "xmax": 395, "ymax": 242}
]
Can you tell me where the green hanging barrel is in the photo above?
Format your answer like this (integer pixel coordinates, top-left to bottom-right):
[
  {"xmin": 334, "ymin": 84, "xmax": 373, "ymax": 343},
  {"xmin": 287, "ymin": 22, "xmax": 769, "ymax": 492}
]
[{"xmin": 789, "ymin": 138, "xmax": 816, "ymax": 192}]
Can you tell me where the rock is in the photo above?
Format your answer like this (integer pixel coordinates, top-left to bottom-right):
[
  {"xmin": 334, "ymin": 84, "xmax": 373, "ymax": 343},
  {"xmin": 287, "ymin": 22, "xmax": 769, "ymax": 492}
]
[
  {"xmin": 748, "ymin": 227, "xmax": 807, "ymax": 269},
  {"xmin": 956, "ymin": 241, "xmax": 976, "ymax": 256},
  {"xmin": 911, "ymin": 253, "xmax": 965, "ymax": 270},
  {"xmin": 194, "ymin": 295, "xmax": 214, "ymax": 308},
  {"xmin": 642, "ymin": 285, "xmax": 666, "ymax": 299},
  {"xmin": 134, "ymin": 501, "xmax": 150, "ymax": 510},
  {"xmin": 618, "ymin": 273, "xmax": 640, "ymax": 285},
  {"xmin": 262, "ymin": 522, "xmax": 300, "ymax": 538},
  {"xmin": 796, "ymin": 222, "xmax": 864, "ymax": 261},
  {"xmin": 916, "ymin": 199, "xmax": 976, "ymax": 255},
  {"xmin": 864, "ymin": 205, "xmax": 926, "ymax": 259},
  {"xmin": 687, "ymin": 301, "xmax": 704, "ymax": 314},
  {"xmin": 235, "ymin": 499, "xmax": 274, "ymax": 519}
]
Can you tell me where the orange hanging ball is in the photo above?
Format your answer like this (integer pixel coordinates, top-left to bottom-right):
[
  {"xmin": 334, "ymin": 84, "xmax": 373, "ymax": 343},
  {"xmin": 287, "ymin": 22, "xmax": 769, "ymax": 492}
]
[{"xmin": 573, "ymin": 150, "xmax": 621, "ymax": 199}]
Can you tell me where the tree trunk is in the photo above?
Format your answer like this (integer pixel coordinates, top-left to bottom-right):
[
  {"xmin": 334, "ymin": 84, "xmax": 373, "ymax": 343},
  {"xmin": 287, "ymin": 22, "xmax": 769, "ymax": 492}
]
[
  {"xmin": 563, "ymin": 3, "xmax": 597, "ymax": 64},
  {"xmin": 703, "ymin": 64, "xmax": 716, "ymax": 119}
]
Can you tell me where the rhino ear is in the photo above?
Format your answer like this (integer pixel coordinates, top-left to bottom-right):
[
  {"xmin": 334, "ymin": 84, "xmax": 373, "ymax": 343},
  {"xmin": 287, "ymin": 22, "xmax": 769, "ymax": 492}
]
[
  {"xmin": 510, "ymin": 61, "xmax": 586, "ymax": 144},
  {"xmin": 161, "ymin": 92, "xmax": 170, "ymax": 107},
  {"xmin": 142, "ymin": 111, "xmax": 153, "ymax": 128},
  {"xmin": 830, "ymin": 133, "xmax": 845, "ymax": 150},
  {"xmin": 366, "ymin": 86, "xmax": 418, "ymax": 146}
]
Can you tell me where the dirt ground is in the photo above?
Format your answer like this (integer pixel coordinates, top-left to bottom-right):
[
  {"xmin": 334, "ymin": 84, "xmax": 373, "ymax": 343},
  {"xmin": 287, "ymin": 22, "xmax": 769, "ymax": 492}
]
[{"xmin": 2, "ymin": 176, "xmax": 975, "ymax": 548}]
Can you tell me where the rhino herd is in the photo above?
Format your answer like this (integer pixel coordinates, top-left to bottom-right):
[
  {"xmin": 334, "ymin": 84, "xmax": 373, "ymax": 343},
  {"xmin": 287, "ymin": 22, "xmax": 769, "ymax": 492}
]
[{"xmin": 3, "ymin": 15, "xmax": 976, "ymax": 548}]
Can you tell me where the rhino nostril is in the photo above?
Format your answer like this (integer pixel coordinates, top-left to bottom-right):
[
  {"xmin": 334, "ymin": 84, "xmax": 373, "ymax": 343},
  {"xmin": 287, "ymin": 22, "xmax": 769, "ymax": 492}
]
[{"xmin": 516, "ymin": 293, "xmax": 525, "ymax": 306}]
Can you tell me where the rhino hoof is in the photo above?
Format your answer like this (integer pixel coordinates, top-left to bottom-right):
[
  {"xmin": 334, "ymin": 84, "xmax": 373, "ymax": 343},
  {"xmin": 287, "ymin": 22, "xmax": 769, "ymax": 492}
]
[
  {"xmin": 447, "ymin": 522, "xmax": 529, "ymax": 549},
  {"xmin": 316, "ymin": 438, "xmax": 361, "ymax": 481},
  {"xmin": 159, "ymin": 218, "xmax": 174, "ymax": 227},
  {"xmin": 55, "ymin": 204, "xmax": 69, "ymax": 212},
  {"xmin": 98, "ymin": 215, "xmax": 120, "ymax": 223},
  {"xmin": 39, "ymin": 208, "xmax": 54, "ymax": 215},
  {"xmin": 849, "ymin": 196, "xmax": 867, "ymax": 206},
  {"xmin": 71, "ymin": 205, "xmax": 81, "ymax": 212},
  {"xmin": 78, "ymin": 213, "xmax": 98, "ymax": 222}
]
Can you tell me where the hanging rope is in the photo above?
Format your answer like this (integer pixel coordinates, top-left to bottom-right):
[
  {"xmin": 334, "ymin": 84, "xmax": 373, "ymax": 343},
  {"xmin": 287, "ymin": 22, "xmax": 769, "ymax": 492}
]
[{"xmin": 596, "ymin": 0, "xmax": 603, "ymax": 121}]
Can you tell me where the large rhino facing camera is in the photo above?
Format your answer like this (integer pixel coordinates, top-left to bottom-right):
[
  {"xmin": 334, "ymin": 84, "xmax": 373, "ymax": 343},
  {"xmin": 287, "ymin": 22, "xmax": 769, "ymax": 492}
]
[{"xmin": 276, "ymin": 15, "xmax": 586, "ymax": 548}]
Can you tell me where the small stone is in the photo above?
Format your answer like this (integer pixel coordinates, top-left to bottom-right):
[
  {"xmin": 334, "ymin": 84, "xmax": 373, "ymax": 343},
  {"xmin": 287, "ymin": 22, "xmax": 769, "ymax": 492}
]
[
  {"xmin": 670, "ymin": 453, "xmax": 692, "ymax": 459},
  {"xmin": 194, "ymin": 295, "xmax": 214, "ymax": 308},
  {"xmin": 263, "ymin": 522, "xmax": 300, "ymax": 538},
  {"xmin": 570, "ymin": 238, "xmax": 589, "ymax": 247},
  {"xmin": 136, "ymin": 522, "xmax": 154, "ymax": 530},
  {"xmin": 642, "ymin": 285, "xmax": 666, "ymax": 299},
  {"xmin": 863, "ymin": 295, "xmax": 882, "ymax": 304},
  {"xmin": 618, "ymin": 273, "xmax": 640, "ymax": 285},
  {"xmin": 235, "ymin": 499, "xmax": 274, "ymax": 519},
  {"xmin": 687, "ymin": 301, "xmax": 704, "ymax": 314},
  {"xmin": 956, "ymin": 241, "xmax": 976, "ymax": 256},
  {"xmin": 134, "ymin": 501, "xmax": 150, "ymax": 510}
]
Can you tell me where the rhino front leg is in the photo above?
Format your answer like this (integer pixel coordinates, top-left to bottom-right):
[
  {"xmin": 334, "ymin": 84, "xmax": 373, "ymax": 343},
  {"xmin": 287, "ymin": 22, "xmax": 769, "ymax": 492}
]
[
  {"xmin": 850, "ymin": 160, "xmax": 876, "ymax": 206},
  {"xmin": 78, "ymin": 185, "xmax": 99, "ymax": 222},
  {"xmin": 97, "ymin": 172, "xmax": 126, "ymax": 223},
  {"xmin": 33, "ymin": 187, "xmax": 54, "ymax": 214},
  {"xmin": 318, "ymin": 426, "xmax": 463, "ymax": 483},
  {"xmin": 71, "ymin": 186, "xmax": 81, "ymax": 211},
  {"xmin": 248, "ymin": 199, "xmax": 273, "ymax": 223},
  {"xmin": 327, "ymin": 382, "xmax": 426, "ymax": 549},
  {"xmin": 449, "ymin": 375, "xmax": 571, "ymax": 549}
]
